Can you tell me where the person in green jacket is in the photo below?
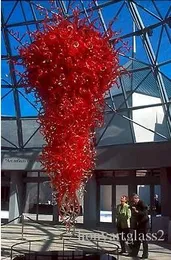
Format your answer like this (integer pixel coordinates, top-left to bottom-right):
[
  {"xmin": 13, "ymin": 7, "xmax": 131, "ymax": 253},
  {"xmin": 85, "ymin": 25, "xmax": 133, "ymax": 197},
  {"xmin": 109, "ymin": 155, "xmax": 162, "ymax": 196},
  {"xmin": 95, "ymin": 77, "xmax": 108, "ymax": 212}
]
[{"xmin": 116, "ymin": 195, "xmax": 131, "ymax": 254}]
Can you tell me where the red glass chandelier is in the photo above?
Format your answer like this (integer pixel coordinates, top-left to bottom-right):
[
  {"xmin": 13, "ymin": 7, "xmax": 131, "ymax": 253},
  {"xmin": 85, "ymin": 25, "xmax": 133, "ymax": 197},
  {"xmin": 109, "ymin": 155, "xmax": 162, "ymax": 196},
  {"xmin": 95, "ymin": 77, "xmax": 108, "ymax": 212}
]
[{"xmin": 17, "ymin": 8, "xmax": 121, "ymax": 227}]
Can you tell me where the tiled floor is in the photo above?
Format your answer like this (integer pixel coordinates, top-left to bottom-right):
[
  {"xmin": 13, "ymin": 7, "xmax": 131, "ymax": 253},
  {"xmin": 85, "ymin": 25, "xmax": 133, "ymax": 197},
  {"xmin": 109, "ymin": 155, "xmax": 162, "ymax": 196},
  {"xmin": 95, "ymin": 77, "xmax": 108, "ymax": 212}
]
[{"xmin": 1, "ymin": 222, "xmax": 171, "ymax": 260}]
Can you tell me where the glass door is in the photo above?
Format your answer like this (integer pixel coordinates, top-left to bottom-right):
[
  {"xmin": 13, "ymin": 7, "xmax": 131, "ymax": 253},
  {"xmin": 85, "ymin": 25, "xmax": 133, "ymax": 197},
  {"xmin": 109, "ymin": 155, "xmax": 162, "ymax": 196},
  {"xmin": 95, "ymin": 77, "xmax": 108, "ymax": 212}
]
[
  {"xmin": 98, "ymin": 184, "xmax": 129, "ymax": 225},
  {"xmin": 24, "ymin": 182, "xmax": 38, "ymax": 221},
  {"xmin": 38, "ymin": 181, "xmax": 53, "ymax": 221},
  {"xmin": 115, "ymin": 185, "xmax": 129, "ymax": 205},
  {"xmin": 137, "ymin": 185, "xmax": 150, "ymax": 207},
  {"xmin": 100, "ymin": 185, "xmax": 112, "ymax": 223},
  {"xmin": 115, "ymin": 185, "xmax": 129, "ymax": 224}
]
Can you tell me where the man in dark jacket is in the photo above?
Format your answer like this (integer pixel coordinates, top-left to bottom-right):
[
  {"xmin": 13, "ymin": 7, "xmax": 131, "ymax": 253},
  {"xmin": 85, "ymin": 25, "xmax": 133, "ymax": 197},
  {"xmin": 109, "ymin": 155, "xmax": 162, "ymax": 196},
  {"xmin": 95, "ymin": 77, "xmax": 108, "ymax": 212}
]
[
  {"xmin": 129, "ymin": 194, "xmax": 149, "ymax": 259},
  {"xmin": 153, "ymin": 194, "xmax": 161, "ymax": 215}
]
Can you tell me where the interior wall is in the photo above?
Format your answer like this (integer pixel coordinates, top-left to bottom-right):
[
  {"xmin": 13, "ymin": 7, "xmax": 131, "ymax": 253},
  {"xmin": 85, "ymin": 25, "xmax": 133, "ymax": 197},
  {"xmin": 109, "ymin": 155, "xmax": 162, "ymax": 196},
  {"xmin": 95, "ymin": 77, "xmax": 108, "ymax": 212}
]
[
  {"xmin": 96, "ymin": 141, "xmax": 171, "ymax": 170},
  {"xmin": 132, "ymin": 93, "xmax": 169, "ymax": 142},
  {"xmin": 2, "ymin": 141, "xmax": 171, "ymax": 171}
]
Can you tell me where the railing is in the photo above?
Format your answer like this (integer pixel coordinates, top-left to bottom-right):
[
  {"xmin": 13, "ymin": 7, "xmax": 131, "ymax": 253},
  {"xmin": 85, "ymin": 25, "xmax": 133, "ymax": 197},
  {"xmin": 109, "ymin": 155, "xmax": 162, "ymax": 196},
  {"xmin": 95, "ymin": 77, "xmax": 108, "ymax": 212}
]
[
  {"xmin": 1, "ymin": 213, "xmax": 70, "ymax": 240},
  {"xmin": 2, "ymin": 214, "xmax": 119, "ymax": 260},
  {"xmin": 1, "ymin": 214, "xmax": 22, "ymax": 226},
  {"xmin": 10, "ymin": 238, "xmax": 119, "ymax": 260}
]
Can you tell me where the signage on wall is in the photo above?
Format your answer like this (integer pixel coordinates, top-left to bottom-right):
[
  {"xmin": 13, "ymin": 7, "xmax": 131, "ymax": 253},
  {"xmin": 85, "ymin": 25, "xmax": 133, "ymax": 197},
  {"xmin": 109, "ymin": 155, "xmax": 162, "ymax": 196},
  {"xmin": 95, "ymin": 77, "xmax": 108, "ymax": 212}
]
[
  {"xmin": 4, "ymin": 158, "xmax": 29, "ymax": 163},
  {"xmin": 1, "ymin": 154, "xmax": 42, "ymax": 171}
]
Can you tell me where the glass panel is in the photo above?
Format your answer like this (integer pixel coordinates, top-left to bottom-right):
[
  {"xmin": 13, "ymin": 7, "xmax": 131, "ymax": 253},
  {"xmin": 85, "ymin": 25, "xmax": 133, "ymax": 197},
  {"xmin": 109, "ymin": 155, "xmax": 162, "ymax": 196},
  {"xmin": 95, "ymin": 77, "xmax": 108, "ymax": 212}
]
[
  {"xmin": 1, "ymin": 120, "xmax": 18, "ymax": 147},
  {"xmin": 154, "ymin": 185, "xmax": 161, "ymax": 202},
  {"xmin": 24, "ymin": 183, "xmax": 38, "ymax": 221},
  {"xmin": 153, "ymin": 185, "xmax": 161, "ymax": 215},
  {"xmin": 38, "ymin": 181, "xmax": 53, "ymax": 221},
  {"xmin": 97, "ymin": 111, "xmax": 133, "ymax": 146},
  {"xmin": 1, "ymin": 60, "xmax": 11, "ymax": 85},
  {"xmin": 116, "ymin": 185, "xmax": 128, "ymax": 206},
  {"xmin": 19, "ymin": 89, "xmax": 39, "ymax": 117},
  {"xmin": 132, "ymin": 105, "xmax": 169, "ymax": 142},
  {"xmin": 1, "ymin": 90, "xmax": 16, "ymax": 116},
  {"xmin": 100, "ymin": 185, "xmax": 112, "ymax": 223},
  {"xmin": 137, "ymin": 185, "xmax": 150, "ymax": 207},
  {"xmin": 137, "ymin": 185, "xmax": 151, "ymax": 226},
  {"xmin": 22, "ymin": 119, "xmax": 45, "ymax": 148}
]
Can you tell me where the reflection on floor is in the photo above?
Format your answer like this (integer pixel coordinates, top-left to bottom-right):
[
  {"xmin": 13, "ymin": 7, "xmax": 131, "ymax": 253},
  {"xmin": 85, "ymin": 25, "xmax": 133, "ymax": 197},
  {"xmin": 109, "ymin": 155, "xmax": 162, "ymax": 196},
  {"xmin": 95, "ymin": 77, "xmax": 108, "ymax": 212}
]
[{"xmin": 1, "ymin": 222, "xmax": 171, "ymax": 260}]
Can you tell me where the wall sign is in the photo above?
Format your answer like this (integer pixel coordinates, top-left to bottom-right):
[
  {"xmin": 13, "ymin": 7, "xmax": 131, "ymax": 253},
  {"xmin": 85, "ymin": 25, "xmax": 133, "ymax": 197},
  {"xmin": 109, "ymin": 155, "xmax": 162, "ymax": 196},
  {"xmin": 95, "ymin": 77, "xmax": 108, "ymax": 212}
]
[{"xmin": 1, "ymin": 152, "xmax": 42, "ymax": 171}]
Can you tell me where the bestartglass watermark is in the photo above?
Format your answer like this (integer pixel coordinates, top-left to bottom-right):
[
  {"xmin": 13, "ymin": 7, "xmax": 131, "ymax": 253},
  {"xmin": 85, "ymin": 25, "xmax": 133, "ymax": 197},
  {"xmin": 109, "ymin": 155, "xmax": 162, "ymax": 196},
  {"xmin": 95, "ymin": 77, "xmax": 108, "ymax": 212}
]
[{"xmin": 78, "ymin": 230, "xmax": 165, "ymax": 244}]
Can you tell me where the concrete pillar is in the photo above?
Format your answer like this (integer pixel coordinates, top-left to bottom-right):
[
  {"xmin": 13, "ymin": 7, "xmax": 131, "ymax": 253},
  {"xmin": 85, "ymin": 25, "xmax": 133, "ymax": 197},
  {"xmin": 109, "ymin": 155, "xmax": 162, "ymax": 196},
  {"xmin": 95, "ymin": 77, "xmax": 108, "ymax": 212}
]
[
  {"xmin": 84, "ymin": 176, "xmax": 97, "ymax": 228},
  {"xmin": 160, "ymin": 168, "xmax": 171, "ymax": 218},
  {"xmin": 9, "ymin": 171, "xmax": 24, "ymax": 224},
  {"xmin": 53, "ymin": 204, "xmax": 59, "ymax": 223}
]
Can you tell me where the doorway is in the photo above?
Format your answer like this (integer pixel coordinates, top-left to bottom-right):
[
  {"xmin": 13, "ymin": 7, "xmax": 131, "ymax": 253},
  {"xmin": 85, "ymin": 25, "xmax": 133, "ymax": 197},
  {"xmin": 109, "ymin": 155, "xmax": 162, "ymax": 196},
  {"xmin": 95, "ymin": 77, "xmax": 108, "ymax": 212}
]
[
  {"xmin": 96, "ymin": 170, "xmax": 160, "ymax": 226},
  {"xmin": 98, "ymin": 184, "xmax": 129, "ymax": 226}
]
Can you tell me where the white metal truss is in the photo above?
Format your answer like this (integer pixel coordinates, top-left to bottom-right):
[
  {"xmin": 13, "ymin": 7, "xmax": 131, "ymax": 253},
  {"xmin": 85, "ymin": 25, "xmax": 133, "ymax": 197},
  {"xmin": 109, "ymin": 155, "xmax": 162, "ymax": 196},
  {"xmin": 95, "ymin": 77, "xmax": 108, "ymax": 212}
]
[{"xmin": 1, "ymin": 0, "xmax": 171, "ymax": 149}]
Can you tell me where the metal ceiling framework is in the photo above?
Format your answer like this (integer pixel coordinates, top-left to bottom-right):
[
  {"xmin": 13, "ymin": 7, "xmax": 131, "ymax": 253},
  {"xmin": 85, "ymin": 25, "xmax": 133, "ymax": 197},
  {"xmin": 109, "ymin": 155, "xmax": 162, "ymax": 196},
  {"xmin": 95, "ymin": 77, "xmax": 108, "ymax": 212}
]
[{"xmin": 1, "ymin": 0, "xmax": 171, "ymax": 150}]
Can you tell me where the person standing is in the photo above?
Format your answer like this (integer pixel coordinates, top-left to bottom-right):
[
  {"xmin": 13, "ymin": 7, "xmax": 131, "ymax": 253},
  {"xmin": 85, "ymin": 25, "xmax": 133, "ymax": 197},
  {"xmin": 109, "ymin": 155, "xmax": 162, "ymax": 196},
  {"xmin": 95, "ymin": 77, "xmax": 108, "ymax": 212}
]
[
  {"xmin": 116, "ymin": 195, "xmax": 131, "ymax": 254},
  {"xmin": 130, "ymin": 194, "xmax": 149, "ymax": 259},
  {"xmin": 153, "ymin": 194, "xmax": 161, "ymax": 215}
]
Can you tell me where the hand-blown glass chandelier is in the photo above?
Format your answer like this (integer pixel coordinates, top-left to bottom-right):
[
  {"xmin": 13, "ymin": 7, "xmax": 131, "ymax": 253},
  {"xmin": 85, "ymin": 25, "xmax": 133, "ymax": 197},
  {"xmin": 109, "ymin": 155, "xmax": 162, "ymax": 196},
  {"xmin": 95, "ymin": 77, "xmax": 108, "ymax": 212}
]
[{"xmin": 17, "ymin": 7, "xmax": 121, "ymax": 227}]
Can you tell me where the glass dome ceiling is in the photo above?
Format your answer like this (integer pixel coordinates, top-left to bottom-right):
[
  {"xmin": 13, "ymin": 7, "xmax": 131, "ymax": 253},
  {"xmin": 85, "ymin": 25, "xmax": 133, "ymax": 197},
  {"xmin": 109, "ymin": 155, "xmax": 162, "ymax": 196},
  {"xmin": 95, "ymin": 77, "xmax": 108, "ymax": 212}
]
[{"xmin": 1, "ymin": 0, "xmax": 171, "ymax": 149}]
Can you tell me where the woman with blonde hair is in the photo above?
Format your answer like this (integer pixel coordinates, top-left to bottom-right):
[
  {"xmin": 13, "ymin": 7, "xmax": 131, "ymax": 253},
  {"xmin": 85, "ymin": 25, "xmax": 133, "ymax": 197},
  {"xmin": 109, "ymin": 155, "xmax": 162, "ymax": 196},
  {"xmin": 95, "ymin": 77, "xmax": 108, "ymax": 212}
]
[{"xmin": 116, "ymin": 195, "xmax": 131, "ymax": 254}]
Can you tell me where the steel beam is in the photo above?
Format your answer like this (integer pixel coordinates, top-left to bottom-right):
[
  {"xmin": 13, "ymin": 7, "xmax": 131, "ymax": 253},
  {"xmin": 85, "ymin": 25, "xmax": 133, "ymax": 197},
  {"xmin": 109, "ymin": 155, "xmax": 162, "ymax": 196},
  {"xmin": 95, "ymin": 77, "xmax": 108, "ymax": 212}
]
[
  {"xmin": 2, "ymin": 13, "xmax": 24, "ymax": 148},
  {"xmin": 127, "ymin": 0, "xmax": 171, "ymax": 137}
]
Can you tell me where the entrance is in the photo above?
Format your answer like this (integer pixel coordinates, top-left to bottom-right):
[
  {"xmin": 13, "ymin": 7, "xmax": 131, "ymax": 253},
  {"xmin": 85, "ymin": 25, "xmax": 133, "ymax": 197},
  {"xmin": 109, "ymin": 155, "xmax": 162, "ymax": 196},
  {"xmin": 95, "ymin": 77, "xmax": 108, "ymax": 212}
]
[
  {"xmin": 99, "ymin": 184, "xmax": 112, "ymax": 223},
  {"xmin": 98, "ymin": 184, "xmax": 129, "ymax": 225},
  {"xmin": 96, "ymin": 170, "xmax": 160, "ymax": 226}
]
